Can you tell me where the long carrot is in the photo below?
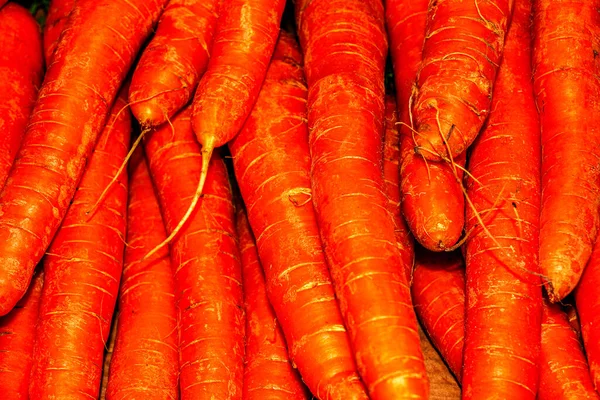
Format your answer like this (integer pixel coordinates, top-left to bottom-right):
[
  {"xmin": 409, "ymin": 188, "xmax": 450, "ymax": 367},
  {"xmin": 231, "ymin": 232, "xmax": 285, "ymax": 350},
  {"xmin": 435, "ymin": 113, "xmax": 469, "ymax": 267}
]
[
  {"xmin": 42, "ymin": 0, "xmax": 75, "ymax": 65},
  {"xmin": 144, "ymin": 107, "xmax": 244, "ymax": 400},
  {"xmin": 386, "ymin": 0, "xmax": 466, "ymax": 251},
  {"xmin": 129, "ymin": 0, "xmax": 220, "ymax": 127},
  {"xmin": 383, "ymin": 94, "xmax": 414, "ymax": 283},
  {"xmin": 296, "ymin": 1, "xmax": 428, "ymax": 398},
  {"xmin": 0, "ymin": 0, "xmax": 166, "ymax": 316},
  {"xmin": 0, "ymin": 271, "xmax": 43, "ymax": 400},
  {"xmin": 229, "ymin": 32, "xmax": 368, "ymax": 400},
  {"xmin": 237, "ymin": 207, "xmax": 308, "ymax": 400},
  {"xmin": 533, "ymin": 0, "xmax": 600, "ymax": 302},
  {"xmin": 0, "ymin": 3, "xmax": 43, "ymax": 188},
  {"xmin": 105, "ymin": 147, "xmax": 178, "ymax": 399},
  {"xmin": 462, "ymin": 0, "xmax": 542, "ymax": 397},
  {"xmin": 29, "ymin": 92, "xmax": 130, "ymax": 399}
]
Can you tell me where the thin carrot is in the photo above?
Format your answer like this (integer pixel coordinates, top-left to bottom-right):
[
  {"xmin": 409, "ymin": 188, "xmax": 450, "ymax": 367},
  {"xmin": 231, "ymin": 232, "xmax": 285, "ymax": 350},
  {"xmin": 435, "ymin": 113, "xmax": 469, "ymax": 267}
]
[
  {"xmin": 229, "ymin": 32, "xmax": 368, "ymax": 400},
  {"xmin": 0, "ymin": 3, "xmax": 43, "ymax": 188},
  {"xmin": 533, "ymin": 0, "xmax": 600, "ymax": 301},
  {"xmin": 105, "ymin": 147, "xmax": 178, "ymax": 399},
  {"xmin": 0, "ymin": 270, "xmax": 43, "ymax": 400},
  {"xmin": 29, "ymin": 92, "xmax": 131, "ymax": 399},
  {"xmin": 42, "ymin": 0, "xmax": 75, "ymax": 65},
  {"xmin": 296, "ymin": 1, "xmax": 428, "ymax": 398},
  {"xmin": 0, "ymin": 0, "xmax": 166, "ymax": 316},
  {"xmin": 144, "ymin": 107, "xmax": 244, "ymax": 400},
  {"xmin": 129, "ymin": 0, "xmax": 220, "ymax": 127},
  {"xmin": 100, "ymin": 320, "xmax": 118, "ymax": 400}
]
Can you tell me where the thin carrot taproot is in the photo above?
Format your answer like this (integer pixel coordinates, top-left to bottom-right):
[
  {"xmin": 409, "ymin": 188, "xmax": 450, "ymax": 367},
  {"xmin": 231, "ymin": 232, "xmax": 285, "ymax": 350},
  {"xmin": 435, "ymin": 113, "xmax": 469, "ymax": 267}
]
[
  {"xmin": 229, "ymin": 32, "xmax": 368, "ymax": 400},
  {"xmin": 42, "ymin": 0, "xmax": 75, "ymax": 65}
]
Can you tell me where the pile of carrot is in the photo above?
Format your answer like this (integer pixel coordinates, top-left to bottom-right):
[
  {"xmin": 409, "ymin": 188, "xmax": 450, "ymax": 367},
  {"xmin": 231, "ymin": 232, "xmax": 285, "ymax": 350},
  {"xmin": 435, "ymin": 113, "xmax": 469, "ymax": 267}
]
[{"xmin": 1, "ymin": 0, "xmax": 600, "ymax": 398}]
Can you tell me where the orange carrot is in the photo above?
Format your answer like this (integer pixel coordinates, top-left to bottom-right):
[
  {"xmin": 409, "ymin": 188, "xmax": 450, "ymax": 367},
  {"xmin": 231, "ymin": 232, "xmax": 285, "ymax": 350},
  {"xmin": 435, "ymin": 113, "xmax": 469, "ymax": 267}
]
[
  {"xmin": 100, "ymin": 321, "xmax": 118, "ymax": 400},
  {"xmin": 43, "ymin": 0, "xmax": 75, "ymax": 65}
]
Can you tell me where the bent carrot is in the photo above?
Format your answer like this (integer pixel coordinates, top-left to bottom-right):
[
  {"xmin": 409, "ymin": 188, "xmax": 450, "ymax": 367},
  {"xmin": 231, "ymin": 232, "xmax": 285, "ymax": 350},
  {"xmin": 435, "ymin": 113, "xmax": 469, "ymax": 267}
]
[
  {"xmin": 533, "ymin": 0, "xmax": 600, "ymax": 301},
  {"xmin": 43, "ymin": 0, "xmax": 75, "ymax": 65},
  {"xmin": 296, "ymin": 1, "xmax": 428, "ymax": 398},
  {"xmin": 105, "ymin": 147, "xmax": 178, "ymax": 400},
  {"xmin": 144, "ymin": 108, "xmax": 244, "ymax": 400},
  {"xmin": 29, "ymin": 92, "xmax": 130, "ymax": 399},
  {"xmin": 129, "ymin": 0, "xmax": 220, "ymax": 127},
  {"xmin": 229, "ymin": 32, "xmax": 368, "ymax": 400},
  {"xmin": 0, "ymin": 0, "xmax": 166, "ymax": 316}
]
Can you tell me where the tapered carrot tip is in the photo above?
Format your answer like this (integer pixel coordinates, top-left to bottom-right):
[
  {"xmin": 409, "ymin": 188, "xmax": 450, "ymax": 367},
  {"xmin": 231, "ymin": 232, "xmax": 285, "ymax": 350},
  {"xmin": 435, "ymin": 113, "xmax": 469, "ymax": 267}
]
[
  {"xmin": 543, "ymin": 262, "xmax": 584, "ymax": 303},
  {"xmin": 414, "ymin": 119, "xmax": 467, "ymax": 162},
  {"xmin": 327, "ymin": 376, "xmax": 369, "ymax": 400},
  {"xmin": 417, "ymin": 218, "xmax": 463, "ymax": 251}
]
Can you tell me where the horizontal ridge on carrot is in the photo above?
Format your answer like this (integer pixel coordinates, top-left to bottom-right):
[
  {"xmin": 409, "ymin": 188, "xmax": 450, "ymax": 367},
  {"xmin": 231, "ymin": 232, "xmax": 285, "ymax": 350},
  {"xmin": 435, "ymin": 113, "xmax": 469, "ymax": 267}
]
[
  {"xmin": 229, "ymin": 32, "xmax": 368, "ymax": 400},
  {"xmin": 42, "ymin": 0, "xmax": 75, "ymax": 65}
]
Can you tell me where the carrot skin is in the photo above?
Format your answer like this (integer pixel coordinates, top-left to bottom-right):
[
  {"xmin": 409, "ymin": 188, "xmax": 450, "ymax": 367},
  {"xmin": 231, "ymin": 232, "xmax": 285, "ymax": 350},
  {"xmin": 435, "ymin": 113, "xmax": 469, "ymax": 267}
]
[
  {"xmin": 43, "ymin": 0, "xmax": 75, "ymax": 65},
  {"xmin": 144, "ymin": 108, "xmax": 244, "ymax": 400},
  {"xmin": 0, "ymin": 271, "xmax": 43, "ymax": 400},
  {"xmin": 296, "ymin": 1, "xmax": 428, "ymax": 398},
  {"xmin": 229, "ymin": 32, "xmax": 367, "ymax": 400},
  {"xmin": 386, "ymin": 0, "xmax": 465, "ymax": 251},
  {"xmin": 105, "ymin": 148, "xmax": 179, "ymax": 400},
  {"xmin": 100, "ymin": 321, "xmax": 118, "ymax": 400},
  {"xmin": 0, "ymin": 4, "xmax": 43, "ymax": 188},
  {"xmin": 533, "ymin": 0, "xmax": 600, "ymax": 301},
  {"xmin": 412, "ymin": 0, "xmax": 513, "ymax": 161},
  {"xmin": 0, "ymin": 0, "xmax": 166, "ymax": 316},
  {"xmin": 129, "ymin": 0, "xmax": 220, "ymax": 127},
  {"xmin": 29, "ymin": 93, "xmax": 131, "ymax": 399}
]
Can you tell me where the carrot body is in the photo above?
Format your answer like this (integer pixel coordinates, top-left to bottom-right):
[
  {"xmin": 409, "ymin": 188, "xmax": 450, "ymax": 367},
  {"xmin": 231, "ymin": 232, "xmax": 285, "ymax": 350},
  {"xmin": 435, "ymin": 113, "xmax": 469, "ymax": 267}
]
[
  {"xmin": 533, "ymin": 0, "xmax": 600, "ymax": 301},
  {"xmin": 0, "ymin": 1, "xmax": 6, "ymax": 9},
  {"xmin": 296, "ymin": 1, "xmax": 428, "ymax": 398},
  {"xmin": 0, "ymin": 0, "xmax": 166, "ymax": 316},
  {"xmin": 29, "ymin": 94, "xmax": 130, "ymax": 399},
  {"xmin": 43, "ymin": 0, "xmax": 75, "ymax": 64},
  {"xmin": 100, "ymin": 321, "xmax": 118, "ymax": 400},
  {"xmin": 229, "ymin": 32, "xmax": 367, "ymax": 400},
  {"xmin": 0, "ymin": 271, "xmax": 43, "ymax": 400},
  {"xmin": 0, "ymin": 4, "xmax": 43, "ymax": 188},
  {"xmin": 411, "ymin": 0, "xmax": 513, "ymax": 161},
  {"xmin": 106, "ymin": 148, "xmax": 178, "ymax": 399},
  {"xmin": 462, "ymin": 1, "xmax": 542, "ymax": 398},
  {"xmin": 129, "ymin": 0, "xmax": 220, "ymax": 127},
  {"xmin": 144, "ymin": 108, "xmax": 244, "ymax": 400},
  {"xmin": 412, "ymin": 250, "xmax": 465, "ymax": 380},
  {"xmin": 383, "ymin": 94, "xmax": 414, "ymax": 283},
  {"xmin": 386, "ymin": 0, "xmax": 465, "ymax": 251},
  {"xmin": 237, "ymin": 208, "xmax": 307, "ymax": 400},
  {"xmin": 539, "ymin": 300, "xmax": 599, "ymax": 400}
]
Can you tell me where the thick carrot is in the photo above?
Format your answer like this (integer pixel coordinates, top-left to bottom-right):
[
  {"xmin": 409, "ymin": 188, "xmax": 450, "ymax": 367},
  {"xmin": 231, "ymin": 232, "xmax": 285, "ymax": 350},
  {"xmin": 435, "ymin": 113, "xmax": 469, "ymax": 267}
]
[
  {"xmin": 411, "ymin": 0, "xmax": 513, "ymax": 161},
  {"xmin": 0, "ymin": 271, "xmax": 43, "ymax": 400},
  {"xmin": 105, "ymin": 148, "xmax": 178, "ymax": 399},
  {"xmin": 533, "ymin": 0, "xmax": 600, "ymax": 302},
  {"xmin": 144, "ymin": 108, "xmax": 244, "ymax": 400},
  {"xmin": 296, "ymin": 1, "xmax": 428, "ymax": 398},
  {"xmin": 539, "ymin": 300, "xmax": 599, "ymax": 400},
  {"xmin": 462, "ymin": 1, "xmax": 542, "ymax": 398},
  {"xmin": 229, "ymin": 32, "xmax": 367, "ymax": 400},
  {"xmin": 29, "ymin": 92, "xmax": 130, "ymax": 399},
  {"xmin": 42, "ymin": 0, "xmax": 75, "ymax": 65},
  {"xmin": 412, "ymin": 250, "xmax": 465, "ymax": 380},
  {"xmin": 386, "ymin": 0, "xmax": 466, "ymax": 252},
  {"xmin": 0, "ymin": 4, "xmax": 43, "ymax": 188},
  {"xmin": 0, "ymin": 0, "xmax": 166, "ymax": 316},
  {"xmin": 129, "ymin": 0, "xmax": 220, "ymax": 127},
  {"xmin": 383, "ymin": 94, "xmax": 414, "ymax": 283},
  {"xmin": 237, "ymin": 207, "xmax": 307, "ymax": 400}
]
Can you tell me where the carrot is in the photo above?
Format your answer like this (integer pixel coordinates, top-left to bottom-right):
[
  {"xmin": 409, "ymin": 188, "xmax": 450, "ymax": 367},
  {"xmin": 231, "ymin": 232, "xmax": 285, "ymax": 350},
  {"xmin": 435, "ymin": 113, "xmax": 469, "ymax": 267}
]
[
  {"xmin": 0, "ymin": 1, "xmax": 6, "ymax": 9},
  {"xmin": 144, "ymin": 107, "xmax": 244, "ymax": 400},
  {"xmin": 0, "ymin": 3, "xmax": 43, "ymax": 188},
  {"xmin": 0, "ymin": 271, "xmax": 43, "ymax": 400},
  {"xmin": 383, "ymin": 94, "xmax": 414, "ymax": 283},
  {"xmin": 43, "ymin": 0, "xmax": 75, "ymax": 65},
  {"xmin": 105, "ymin": 147, "xmax": 178, "ymax": 399},
  {"xmin": 411, "ymin": 0, "xmax": 514, "ymax": 161},
  {"xmin": 129, "ymin": 0, "xmax": 220, "ymax": 127},
  {"xmin": 295, "ymin": 1, "xmax": 428, "ymax": 398},
  {"xmin": 565, "ymin": 303, "xmax": 581, "ymax": 336},
  {"xmin": 533, "ymin": 0, "xmax": 600, "ymax": 302},
  {"xmin": 412, "ymin": 249, "xmax": 465, "ymax": 380},
  {"xmin": 386, "ymin": 0, "xmax": 466, "ymax": 251},
  {"xmin": 229, "ymin": 32, "xmax": 367, "ymax": 400},
  {"xmin": 100, "ymin": 321, "xmax": 118, "ymax": 400},
  {"xmin": 29, "ymin": 92, "xmax": 130, "ymax": 399},
  {"xmin": 0, "ymin": 0, "xmax": 166, "ymax": 316},
  {"xmin": 539, "ymin": 300, "xmax": 599, "ymax": 400},
  {"xmin": 237, "ymin": 207, "xmax": 308, "ymax": 400}
]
